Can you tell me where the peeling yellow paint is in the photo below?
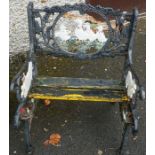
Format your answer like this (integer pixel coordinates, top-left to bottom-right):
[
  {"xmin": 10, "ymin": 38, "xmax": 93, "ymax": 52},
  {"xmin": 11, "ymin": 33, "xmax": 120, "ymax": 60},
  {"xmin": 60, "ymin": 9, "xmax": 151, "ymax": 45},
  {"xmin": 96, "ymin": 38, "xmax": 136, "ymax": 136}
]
[{"xmin": 29, "ymin": 93, "xmax": 130, "ymax": 102}]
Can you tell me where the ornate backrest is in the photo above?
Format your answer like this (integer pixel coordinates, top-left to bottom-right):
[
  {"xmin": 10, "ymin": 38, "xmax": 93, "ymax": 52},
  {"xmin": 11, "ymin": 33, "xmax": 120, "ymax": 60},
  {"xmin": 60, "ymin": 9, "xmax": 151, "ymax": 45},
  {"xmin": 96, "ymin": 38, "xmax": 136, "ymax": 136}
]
[{"xmin": 27, "ymin": 2, "xmax": 138, "ymax": 61}]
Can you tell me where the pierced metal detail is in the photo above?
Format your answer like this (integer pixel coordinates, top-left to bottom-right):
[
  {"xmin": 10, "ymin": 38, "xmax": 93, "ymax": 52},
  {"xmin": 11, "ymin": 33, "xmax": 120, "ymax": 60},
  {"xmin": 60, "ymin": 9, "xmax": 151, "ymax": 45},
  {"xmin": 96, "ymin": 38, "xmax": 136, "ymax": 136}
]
[{"xmin": 28, "ymin": 3, "xmax": 134, "ymax": 59}]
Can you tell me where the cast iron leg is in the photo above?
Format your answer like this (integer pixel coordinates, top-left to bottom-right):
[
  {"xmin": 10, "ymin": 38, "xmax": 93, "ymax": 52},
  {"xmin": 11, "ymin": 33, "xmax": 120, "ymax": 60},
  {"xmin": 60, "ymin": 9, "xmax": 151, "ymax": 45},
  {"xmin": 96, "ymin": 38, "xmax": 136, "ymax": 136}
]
[
  {"xmin": 24, "ymin": 118, "xmax": 33, "ymax": 154},
  {"xmin": 23, "ymin": 99, "xmax": 35, "ymax": 154},
  {"xmin": 118, "ymin": 103, "xmax": 133, "ymax": 155},
  {"xmin": 118, "ymin": 123, "xmax": 130, "ymax": 155}
]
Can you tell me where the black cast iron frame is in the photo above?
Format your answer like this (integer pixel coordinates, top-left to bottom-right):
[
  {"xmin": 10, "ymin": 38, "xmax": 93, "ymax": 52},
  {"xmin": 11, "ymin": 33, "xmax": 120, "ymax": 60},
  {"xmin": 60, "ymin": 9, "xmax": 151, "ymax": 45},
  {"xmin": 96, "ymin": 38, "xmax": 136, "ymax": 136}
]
[{"xmin": 10, "ymin": 2, "xmax": 145, "ymax": 155}]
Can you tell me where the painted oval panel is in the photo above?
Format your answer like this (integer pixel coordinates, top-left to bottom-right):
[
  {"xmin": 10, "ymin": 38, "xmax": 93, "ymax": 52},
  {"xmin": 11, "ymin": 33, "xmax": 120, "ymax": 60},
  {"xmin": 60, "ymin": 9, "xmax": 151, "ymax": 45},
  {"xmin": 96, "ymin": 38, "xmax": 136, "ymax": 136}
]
[{"xmin": 54, "ymin": 11, "xmax": 109, "ymax": 54}]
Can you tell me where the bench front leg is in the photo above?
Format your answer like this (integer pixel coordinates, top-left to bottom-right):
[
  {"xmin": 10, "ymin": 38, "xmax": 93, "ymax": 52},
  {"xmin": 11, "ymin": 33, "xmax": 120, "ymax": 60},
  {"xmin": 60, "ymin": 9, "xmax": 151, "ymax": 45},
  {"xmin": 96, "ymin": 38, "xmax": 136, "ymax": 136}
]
[
  {"xmin": 118, "ymin": 102, "xmax": 132, "ymax": 155},
  {"xmin": 24, "ymin": 118, "xmax": 33, "ymax": 154},
  {"xmin": 118, "ymin": 98, "xmax": 139, "ymax": 155},
  {"xmin": 118, "ymin": 123, "xmax": 131, "ymax": 155},
  {"xmin": 17, "ymin": 99, "xmax": 35, "ymax": 154}
]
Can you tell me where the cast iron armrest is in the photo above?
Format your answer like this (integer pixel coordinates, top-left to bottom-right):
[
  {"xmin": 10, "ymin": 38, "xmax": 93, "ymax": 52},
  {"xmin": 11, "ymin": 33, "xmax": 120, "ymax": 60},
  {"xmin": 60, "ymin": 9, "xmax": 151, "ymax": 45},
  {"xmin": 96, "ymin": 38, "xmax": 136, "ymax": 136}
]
[
  {"xmin": 10, "ymin": 60, "xmax": 35, "ymax": 127},
  {"xmin": 123, "ymin": 8, "xmax": 145, "ymax": 100}
]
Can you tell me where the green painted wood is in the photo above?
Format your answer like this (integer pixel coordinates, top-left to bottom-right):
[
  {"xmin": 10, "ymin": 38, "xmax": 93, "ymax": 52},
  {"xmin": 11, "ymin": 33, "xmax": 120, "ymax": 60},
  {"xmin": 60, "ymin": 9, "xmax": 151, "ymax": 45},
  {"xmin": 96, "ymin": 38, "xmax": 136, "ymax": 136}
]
[
  {"xmin": 30, "ymin": 77, "xmax": 127, "ymax": 100},
  {"xmin": 33, "ymin": 77, "xmax": 125, "ymax": 90}
]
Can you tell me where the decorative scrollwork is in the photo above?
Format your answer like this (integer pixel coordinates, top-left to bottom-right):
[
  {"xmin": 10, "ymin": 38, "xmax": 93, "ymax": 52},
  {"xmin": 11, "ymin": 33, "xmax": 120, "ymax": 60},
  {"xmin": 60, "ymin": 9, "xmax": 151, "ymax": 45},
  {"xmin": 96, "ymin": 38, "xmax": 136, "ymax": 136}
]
[{"xmin": 29, "ymin": 3, "xmax": 133, "ymax": 59}]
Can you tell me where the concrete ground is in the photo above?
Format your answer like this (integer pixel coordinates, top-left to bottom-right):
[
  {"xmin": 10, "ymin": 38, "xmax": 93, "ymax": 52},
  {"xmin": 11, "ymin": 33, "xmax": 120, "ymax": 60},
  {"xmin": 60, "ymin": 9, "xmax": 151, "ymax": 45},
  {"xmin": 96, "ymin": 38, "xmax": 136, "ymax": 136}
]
[{"xmin": 9, "ymin": 19, "xmax": 145, "ymax": 155}]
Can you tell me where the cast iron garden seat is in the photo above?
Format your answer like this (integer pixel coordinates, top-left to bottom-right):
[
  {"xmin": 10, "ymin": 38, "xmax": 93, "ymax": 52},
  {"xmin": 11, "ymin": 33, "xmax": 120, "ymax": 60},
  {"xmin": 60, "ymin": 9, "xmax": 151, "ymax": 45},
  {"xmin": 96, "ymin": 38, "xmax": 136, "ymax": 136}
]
[{"xmin": 10, "ymin": 2, "xmax": 145, "ymax": 155}]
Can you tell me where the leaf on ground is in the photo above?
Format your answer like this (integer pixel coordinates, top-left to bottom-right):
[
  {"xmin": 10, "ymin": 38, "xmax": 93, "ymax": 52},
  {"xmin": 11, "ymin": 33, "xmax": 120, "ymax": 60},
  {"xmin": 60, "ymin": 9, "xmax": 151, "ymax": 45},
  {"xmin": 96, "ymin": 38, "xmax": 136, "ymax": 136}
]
[
  {"xmin": 43, "ymin": 133, "xmax": 61, "ymax": 146},
  {"xmin": 44, "ymin": 99, "xmax": 51, "ymax": 106},
  {"xmin": 49, "ymin": 133, "xmax": 61, "ymax": 145}
]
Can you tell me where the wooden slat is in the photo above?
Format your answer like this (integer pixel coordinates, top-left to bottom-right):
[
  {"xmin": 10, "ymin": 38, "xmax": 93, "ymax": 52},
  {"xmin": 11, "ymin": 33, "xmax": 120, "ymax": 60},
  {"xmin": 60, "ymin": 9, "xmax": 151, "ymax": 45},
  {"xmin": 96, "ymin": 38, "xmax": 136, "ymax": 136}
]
[
  {"xmin": 29, "ymin": 77, "xmax": 128, "ymax": 102},
  {"xmin": 33, "ymin": 77, "xmax": 125, "ymax": 90},
  {"xmin": 29, "ymin": 93, "xmax": 129, "ymax": 102}
]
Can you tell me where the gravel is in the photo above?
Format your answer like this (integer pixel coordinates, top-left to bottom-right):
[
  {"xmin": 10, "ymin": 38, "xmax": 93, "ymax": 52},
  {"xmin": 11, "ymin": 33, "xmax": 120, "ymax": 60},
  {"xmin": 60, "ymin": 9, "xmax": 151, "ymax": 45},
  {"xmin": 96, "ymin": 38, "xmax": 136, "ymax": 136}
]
[{"xmin": 9, "ymin": 0, "xmax": 85, "ymax": 56}]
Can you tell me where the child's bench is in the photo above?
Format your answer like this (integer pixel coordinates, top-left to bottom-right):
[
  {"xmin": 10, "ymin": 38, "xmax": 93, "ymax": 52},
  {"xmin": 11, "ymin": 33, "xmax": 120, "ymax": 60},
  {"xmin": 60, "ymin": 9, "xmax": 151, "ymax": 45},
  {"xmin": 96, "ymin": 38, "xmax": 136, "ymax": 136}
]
[{"xmin": 10, "ymin": 2, "xmax": 145, "ymax": 155}]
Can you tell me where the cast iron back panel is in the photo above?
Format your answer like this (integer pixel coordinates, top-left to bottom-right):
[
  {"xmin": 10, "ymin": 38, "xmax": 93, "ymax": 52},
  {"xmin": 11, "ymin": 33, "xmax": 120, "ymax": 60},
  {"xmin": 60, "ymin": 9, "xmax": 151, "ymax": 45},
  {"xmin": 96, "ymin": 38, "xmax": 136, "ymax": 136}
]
[{"xmin": 27, "ymin": 2, "xmax": 138, "ymax": 60}]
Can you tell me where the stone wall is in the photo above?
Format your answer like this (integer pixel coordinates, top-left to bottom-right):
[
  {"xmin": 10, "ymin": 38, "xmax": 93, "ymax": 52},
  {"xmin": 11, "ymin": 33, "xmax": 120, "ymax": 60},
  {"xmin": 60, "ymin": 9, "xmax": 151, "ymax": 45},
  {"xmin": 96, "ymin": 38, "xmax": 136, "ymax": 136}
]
[{"xmin": 9, "ymin": 0, "xmax": 85, "ymax": 56}]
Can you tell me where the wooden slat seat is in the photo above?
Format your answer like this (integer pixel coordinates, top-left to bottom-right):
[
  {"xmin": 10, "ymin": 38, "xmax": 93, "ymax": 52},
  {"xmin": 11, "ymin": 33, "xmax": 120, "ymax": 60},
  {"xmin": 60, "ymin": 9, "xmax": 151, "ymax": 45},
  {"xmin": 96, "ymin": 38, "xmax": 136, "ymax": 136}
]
[{"xmin": 29, "ymin": 77, "xmax": 129, "ymax": 102}]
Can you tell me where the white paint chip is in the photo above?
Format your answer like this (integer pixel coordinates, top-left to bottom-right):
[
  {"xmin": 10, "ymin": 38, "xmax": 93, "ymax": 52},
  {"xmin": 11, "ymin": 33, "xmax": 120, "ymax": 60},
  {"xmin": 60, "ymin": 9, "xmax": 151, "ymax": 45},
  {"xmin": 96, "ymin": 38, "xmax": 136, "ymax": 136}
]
[
  {"xmin": 125, "ymin": 71, "xmax": 137, "ymax": 98},
  {"xmin": 21, "ymin": 61, "xmax": 33, "ymax": 98}
]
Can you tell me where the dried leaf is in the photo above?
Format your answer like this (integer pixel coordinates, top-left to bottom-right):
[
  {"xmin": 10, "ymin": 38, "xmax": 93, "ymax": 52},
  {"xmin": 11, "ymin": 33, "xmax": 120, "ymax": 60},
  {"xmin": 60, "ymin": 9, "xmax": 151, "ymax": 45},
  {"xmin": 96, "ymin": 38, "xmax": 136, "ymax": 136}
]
[
  {"xmin": 49, "ymin": 133, "xmax": 61, "ymax": 145},
  {"xmin": 44, "ymin": 99, "xmax": 51, "ymax": 106},
  {"xmin": 43, "ymin": 133, "xmax": 61, "ymax": 146}
]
